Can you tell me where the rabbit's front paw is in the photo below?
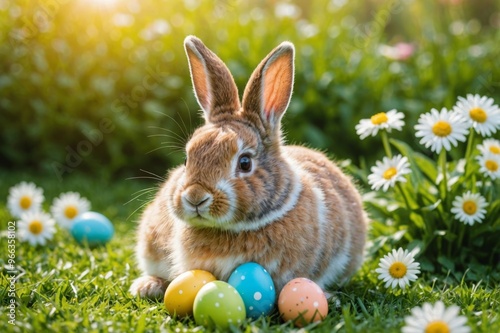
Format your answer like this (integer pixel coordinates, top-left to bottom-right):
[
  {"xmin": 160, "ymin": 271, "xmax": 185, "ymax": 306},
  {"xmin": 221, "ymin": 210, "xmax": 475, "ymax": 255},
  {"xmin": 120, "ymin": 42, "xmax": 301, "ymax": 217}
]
[{"xmin": 129, "ymin": 275, "xmax": 167, "ymax": 299}]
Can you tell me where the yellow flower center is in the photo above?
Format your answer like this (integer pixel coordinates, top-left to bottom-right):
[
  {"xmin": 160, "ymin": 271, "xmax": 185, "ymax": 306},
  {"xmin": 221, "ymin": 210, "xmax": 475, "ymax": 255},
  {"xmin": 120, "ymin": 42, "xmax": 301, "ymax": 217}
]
[
  {"xmin": 389, "ymin": 262, "xmax": 407, "ymax": 279},
  {"xmin": 432, "ymin": 121, "xmax": 452, "ymax": 137},
  {"xmin": 20, "ymin": 196, "xmax": 32, "ymax": 209},
  {"xmin": 469, "ymin": 107, "xmax": 487, "ymax": 123},
  {"xmin": 462, "ymin": 200, "xmax": 477, "ymax": 215},
  {"xmin": 425, "ymin": 320, "xmax": 450, "ymax": 333},
  {"xmin": 485, "ymin": 159, "xmax": 499, "ymax": 172},
  {"xmin": 29, "ymin": 220, "xmax": 43, "ymax": 235},
  {"xmin": 371, "ymin": 112, "xmax": 388, "ymax": 125},
  {"xmin": 64, "ymin": 205, "xmax": 78, "ymax": 219},
  {"xmin": 383, "ymin": 167, "xmax": 398, "ymax": 180},
  {"xmin": 489, "ymin": 146, "xmax": 500, "ymax": 154}
]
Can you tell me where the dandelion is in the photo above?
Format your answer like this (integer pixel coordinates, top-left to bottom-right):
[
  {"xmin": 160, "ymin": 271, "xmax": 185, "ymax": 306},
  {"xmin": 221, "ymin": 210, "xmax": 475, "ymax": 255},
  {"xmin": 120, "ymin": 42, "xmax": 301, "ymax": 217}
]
[
  {"xmin": 476, "ymin": 153, "xmax": 500, "ymax": 180},
  {"xmin": 51, "ymin": 192, "xmax": 91, "ymax": 229},
  {"xmin": 375, "ymin": 248, "xmax": 420, "ymax": 289},
  {"xmin": 453, "ymin": 94, "xmax": 500, "ymax": 137},
  {"xmin": 7, "ymin": 181, "xmax": 44, "ymax": 218},
  {"xmin": 355, "ymin": 109, "xmax": 405, "ymax": 140},
  {"xmin": 477, "ymin": 138, "xmax": 500, "ymax": 156},
  {"xmin": 402, "ymin": 301, "xmax": 470, "ymax": 333},
  {"xmin": 18, "ymin": 211, "xmax": 56, "ymax": 246},
  {"xmin": 368, "ymin": 155, "xmax": 411, "ymax": 192},
  {"xmin": 451, "ymin": 191, "xmax": 487, "ymax": 226},
  {"xmin": 414, "ymin": 108, "xmax": 469, "ymax": 153}
]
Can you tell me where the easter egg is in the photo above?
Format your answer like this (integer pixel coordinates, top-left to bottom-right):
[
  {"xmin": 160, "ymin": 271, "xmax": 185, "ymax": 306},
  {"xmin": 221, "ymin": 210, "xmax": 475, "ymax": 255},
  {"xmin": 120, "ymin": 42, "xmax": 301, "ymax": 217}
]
[
  {"xmin": 193, "ymin": 281, "xmax": 246, "ymax": 329},
  {"xmin": 278, "ymin": 278, "xmax": 329, "ymax": 327},
  {"xmin": 70, "ymin": 212, "xmax": 114, "ymax": 246},
  {"xmin": 228, "ymin": 262, "xmax": 276, "ymax": 319},
  {"xmin": 164, "ymin": 270, "xmax": 216, "ymax": 317}
]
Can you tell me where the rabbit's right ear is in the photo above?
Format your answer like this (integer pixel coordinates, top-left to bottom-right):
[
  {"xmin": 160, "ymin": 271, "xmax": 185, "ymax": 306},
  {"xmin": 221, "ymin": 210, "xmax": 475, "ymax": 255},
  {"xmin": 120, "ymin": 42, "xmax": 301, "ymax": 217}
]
[
  {"xmin": 241, "ymin": 42, "xmax": 294, "ymax": 140},
  {"xmin": 184, "ymin": 36, "xmax": 241, "ymax": 122}
]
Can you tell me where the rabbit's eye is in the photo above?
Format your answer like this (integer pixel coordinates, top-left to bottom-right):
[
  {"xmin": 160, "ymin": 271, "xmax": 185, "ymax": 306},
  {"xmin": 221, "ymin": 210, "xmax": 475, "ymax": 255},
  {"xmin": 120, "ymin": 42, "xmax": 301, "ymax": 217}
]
[{"xmin": 238, "ymin": 154, "xmax": 252, "ymax": 173}]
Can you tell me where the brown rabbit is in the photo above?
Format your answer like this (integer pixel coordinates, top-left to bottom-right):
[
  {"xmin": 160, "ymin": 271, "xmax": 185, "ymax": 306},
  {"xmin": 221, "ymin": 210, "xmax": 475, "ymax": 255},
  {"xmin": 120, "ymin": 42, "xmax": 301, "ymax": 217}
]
[{"xmin": 129, "ymin": 36, "xmax": 368, "ymax": 298}]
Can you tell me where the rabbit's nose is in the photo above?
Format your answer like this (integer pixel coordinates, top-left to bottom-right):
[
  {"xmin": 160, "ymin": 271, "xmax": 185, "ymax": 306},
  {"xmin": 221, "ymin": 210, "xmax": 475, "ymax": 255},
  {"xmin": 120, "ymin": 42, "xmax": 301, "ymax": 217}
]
[{"xmin": 181, "ymin": 188, "xmax": 213, "ymax": 212}]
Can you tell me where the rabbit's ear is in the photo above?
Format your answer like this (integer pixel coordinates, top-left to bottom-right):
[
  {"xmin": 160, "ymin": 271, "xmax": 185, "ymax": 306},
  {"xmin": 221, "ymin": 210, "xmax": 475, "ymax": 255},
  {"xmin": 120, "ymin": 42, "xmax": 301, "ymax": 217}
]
[
  {"xmin": 184, "ymin": 36, "xmax": 240, "ymax": 122},
  {"xmin": 242, "ymin": 42, "xmax": 294, "ymax": 136}
]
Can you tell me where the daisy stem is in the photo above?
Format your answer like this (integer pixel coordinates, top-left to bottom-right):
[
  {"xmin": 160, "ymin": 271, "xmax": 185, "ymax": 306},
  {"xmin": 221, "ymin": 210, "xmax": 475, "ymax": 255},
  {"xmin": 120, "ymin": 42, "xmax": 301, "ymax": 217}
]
[
  {"xmin": 439, "ymin": 150, "xmax": 448, "ymax": 202},
  {"xmin": 457, "ymin": 222, "xmax": 466, "ymax": 250},
  {"xmin": 464, "ymin": 130, "xmax": 475, "ymax": 165},
  {"xmin": 381, "ymin": 131, "xmax": 392, "ymax": 158},
  {"xmin": 396, "ymin": 183, "xmax": 412, "ymax": 211},
  {"xmin": 463, "ymin": 130, "xmax": 476, "ymax": 190}
]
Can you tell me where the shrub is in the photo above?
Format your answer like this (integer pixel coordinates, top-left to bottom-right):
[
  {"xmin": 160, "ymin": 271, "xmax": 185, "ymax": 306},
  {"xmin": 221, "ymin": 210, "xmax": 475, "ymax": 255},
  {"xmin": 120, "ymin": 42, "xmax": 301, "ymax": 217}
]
[{"xmin": 0, "ymin": 0, "xmax": 498, "ymax": 180}]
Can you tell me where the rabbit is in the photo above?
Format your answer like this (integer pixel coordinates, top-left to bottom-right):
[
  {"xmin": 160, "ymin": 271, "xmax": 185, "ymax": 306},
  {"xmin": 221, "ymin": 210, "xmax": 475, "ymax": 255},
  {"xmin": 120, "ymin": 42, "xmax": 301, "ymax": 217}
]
[{"xmin": 129, "ymin": 35, "xmax": 368, "ymax": 299}]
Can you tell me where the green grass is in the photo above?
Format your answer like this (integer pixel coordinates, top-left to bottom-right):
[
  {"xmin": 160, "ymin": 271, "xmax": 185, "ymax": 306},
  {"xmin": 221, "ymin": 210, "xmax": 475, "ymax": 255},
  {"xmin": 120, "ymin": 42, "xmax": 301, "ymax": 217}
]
[{"xmin": 1, "ymin": 172, "xmax": 499, "ymax": 333}]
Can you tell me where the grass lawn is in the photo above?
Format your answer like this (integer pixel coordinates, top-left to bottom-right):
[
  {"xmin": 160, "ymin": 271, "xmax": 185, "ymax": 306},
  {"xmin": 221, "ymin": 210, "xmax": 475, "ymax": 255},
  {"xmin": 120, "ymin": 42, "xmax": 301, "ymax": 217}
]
[{"xmin": 1, "ymin": 171, "xmax": 499, "ymax": 333}]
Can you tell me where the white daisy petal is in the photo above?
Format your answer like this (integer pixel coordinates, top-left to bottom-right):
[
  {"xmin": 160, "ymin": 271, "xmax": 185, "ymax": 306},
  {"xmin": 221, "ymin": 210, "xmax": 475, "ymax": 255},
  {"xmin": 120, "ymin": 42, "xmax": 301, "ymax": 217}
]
[
  {"xmin": 415, "ymin": 107, "xmax": 469, "ymax": 153},
  {"xmin": 403, "ymin": 301, "xmax": 470, "ymax": 333},
  {"xmin": 368, "ymin": 155, "xmax": 411, "ymax": 192},
  {"xmin": 375, "ymin": 247, "xmax": 420, "ymax": 289},
  {"xmin": 356, "ymin": 109, "xmax": 405, "ymax": 140},
  {"xmin": 476, "ymin": 153, "xmax": 500, "ymax": 180},
  {"xmin": 442, "ymin": 305, "xmax": 461, "ymax": 323},
  {"xmin": 7, "ymin": 182, "xmax": 44, "ymax": 218},
  {"xmin": 50, "ymin": 192, "xmax": 91, "ymax": 229},
  {"xmin": 451, "ymin": 191, "xmax": 488, "ymax": 226},
  {"xmin": 454, "ymin": 94, "xmax": 500, "ymax": 136},
  {"xmin": 477, "ymin": 139, "xmax": 500, "ymax": 156},
  {"xmin": 17, "ymin": 211, "xmax": 56, "ymax": 246}
]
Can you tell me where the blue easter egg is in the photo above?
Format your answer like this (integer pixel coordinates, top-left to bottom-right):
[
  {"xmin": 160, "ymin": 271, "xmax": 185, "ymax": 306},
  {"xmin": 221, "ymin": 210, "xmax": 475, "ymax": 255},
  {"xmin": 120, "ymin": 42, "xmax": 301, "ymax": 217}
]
[
  {"xmin": 228, "ymin": 262, "xmax": 276, "ymax": 320},
  {"xmin": 71, "ymin": 211, "xmax": 114, "ymax": 246}
]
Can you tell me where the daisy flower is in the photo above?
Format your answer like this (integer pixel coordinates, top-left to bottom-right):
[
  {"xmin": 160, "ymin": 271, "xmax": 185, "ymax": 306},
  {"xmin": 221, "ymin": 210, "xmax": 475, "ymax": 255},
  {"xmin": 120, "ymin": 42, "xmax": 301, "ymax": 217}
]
[
  {"xmin": 414, "ymin": 108, "xmax": 469, "ymax": 154},
  {"xmin": 18, "ymin": 211, "xmax": 56, "ymax": 246},
  {"xmin": 451, "ymin": 191, "xmax": 488, "ymax": 226},
  {"xmin": 477, "ymin": 138, "xmax": 500, "ymax": 156},
  {"xmin": 375, "ymin": 248, "xmax": 420, "ymax": 289},
  {"xmin": 368, "ymin": 154, "xmax": 411, "ymax": 192},
  {"xmin": 7, "ymin": 181, "xmax": 44, "ymax": 218},
  {"xmin": 476, "ymin": 153, "xmax": 500, "ymax": 180},
  {"xmin": 355, "ymin": 109, "xmax": 405, "ymax": 139},
  {"xmin": 402, "ymin": 301, "xmax": 470, "ymax": 333},
  {"xmin": 51, "ymin": 192, "xmax": 91, "ymax": 229},
  {"xmin": 453, "ymin": 94, "xmax": 500, "ymax": 137}
]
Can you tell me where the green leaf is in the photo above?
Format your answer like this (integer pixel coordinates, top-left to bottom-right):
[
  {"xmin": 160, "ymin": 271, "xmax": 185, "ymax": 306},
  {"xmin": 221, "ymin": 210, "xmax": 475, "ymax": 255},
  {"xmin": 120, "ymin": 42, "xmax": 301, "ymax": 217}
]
[
  {"xmin": 438, "ymin": 255, "xmax": 455, "ymax": 272},
  {"xmin": 413, "ymin": 153, "xmax": 438, "ymax": 183},
  {"xmin": 389, "ymin": 138, "xmax": 430, "ymax": 191}
]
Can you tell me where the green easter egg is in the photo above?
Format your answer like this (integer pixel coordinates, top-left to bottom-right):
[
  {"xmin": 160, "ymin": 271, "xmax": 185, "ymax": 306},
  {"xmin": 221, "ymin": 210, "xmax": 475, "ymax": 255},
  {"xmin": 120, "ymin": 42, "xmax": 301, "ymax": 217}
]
[{"xmin": 193, "ymin": 281, "xmax": 246, "ymax": 329}]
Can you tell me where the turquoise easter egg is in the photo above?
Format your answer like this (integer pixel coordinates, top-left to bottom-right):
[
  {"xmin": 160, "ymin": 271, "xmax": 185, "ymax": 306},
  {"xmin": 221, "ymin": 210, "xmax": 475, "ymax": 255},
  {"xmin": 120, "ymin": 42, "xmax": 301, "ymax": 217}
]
[
  {"xmin": 71, "ymin": 212, "xmax": 114, "ymax": 246},
  {"xmin": 228, "ymin": 262, "xmax": 276, "ymax": 319},
  {"xmin": 193, "ymin": 281, "xmax": 246, "ymax": 329}
]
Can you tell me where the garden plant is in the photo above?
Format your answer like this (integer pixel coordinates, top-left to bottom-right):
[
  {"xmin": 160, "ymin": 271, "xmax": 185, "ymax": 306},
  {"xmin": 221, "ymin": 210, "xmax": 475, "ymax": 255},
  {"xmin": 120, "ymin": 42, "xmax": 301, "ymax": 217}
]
[{"xmin": 1, "ymin": 0, "xmax": 499, "ymax": 332}]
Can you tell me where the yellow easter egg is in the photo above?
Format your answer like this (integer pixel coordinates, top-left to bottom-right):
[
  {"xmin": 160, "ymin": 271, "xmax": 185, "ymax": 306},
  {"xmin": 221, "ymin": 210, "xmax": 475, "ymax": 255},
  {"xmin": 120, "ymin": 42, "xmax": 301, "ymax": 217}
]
[{"xmin": 164, "ymin": 270, "xmax": 217, "ymax": 317}]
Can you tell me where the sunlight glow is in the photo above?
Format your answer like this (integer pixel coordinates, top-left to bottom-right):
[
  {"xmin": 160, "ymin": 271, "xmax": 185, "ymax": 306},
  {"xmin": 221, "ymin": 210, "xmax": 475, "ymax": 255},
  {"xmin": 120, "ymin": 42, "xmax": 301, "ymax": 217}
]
[{"xmin": 85, "ymin": 0, "xmax": 121, "ymax": 9}]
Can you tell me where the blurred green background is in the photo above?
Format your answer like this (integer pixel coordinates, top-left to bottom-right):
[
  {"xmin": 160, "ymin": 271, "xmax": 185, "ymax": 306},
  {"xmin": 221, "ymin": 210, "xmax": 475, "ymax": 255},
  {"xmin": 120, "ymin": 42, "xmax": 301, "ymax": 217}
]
[{"xmin": 1, "ymin": 0, "xmax": 499, "ymax": 181}]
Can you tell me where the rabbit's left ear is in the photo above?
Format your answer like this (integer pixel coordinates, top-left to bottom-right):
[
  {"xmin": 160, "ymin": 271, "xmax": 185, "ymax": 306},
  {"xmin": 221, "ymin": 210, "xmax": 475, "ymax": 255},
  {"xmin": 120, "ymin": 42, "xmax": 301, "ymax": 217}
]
[
  {"xmin": 242, "ymin": 42, "xmax": 295, "ymax": 137},
  {"xmin": 184, "ymin": 36, "xmax": 240, "ymax": 122}
]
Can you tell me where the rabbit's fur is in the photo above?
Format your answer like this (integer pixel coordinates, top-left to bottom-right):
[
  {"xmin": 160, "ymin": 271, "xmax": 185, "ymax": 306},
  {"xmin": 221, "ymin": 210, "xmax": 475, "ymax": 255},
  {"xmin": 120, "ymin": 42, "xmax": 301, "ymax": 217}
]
[{"xmin": 129, "ymin": 36, "xmax": 368, "ymax": 298}]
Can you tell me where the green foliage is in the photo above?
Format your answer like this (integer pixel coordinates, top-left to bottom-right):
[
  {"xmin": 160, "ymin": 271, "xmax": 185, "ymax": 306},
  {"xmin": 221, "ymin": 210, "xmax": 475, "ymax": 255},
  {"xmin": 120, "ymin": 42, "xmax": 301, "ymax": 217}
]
[
  {"xmin": 356, "ymin": 122, "xmax": 500, "ymax": 283},
  {"xmin": 1, "ymin": 1, "xmax": 500, "ymax": 330},
  {"xmin": 1, "ymin": 171, "xmax": 500, "ymax": 332},
  {"xmin": 1, "ymin": 0, "xmax": 499, "ymax": 180}
]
